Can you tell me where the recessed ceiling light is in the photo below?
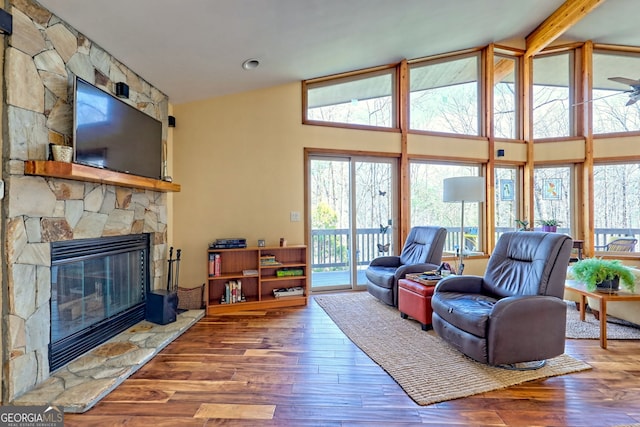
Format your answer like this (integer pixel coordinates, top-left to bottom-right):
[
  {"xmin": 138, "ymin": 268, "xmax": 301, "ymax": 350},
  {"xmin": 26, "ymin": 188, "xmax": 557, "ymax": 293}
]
[{"xmin": 242, "ymin": 59, "xmax": 260, "ymax": 70}]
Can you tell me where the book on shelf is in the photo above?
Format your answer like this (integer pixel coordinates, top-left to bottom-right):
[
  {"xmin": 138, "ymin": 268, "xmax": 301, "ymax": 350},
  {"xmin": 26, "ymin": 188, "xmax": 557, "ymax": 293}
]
[
  {"xmin": 221, "ymin": 280, "xmax": 245, "ymax": 304},
  {"xmin": 208, "ymin": 253, "xmax": 215, "ymax": 276},
  {"xmin": 276, "ymin": 268, "xmax": 304, "ymax": 277},
  {"xmin": 209, "ymin": 253, "xmax": 222, "ymax": 277},
  {"xmin": 260, "ymin": 254, "xmax": 282, "ymax": 266},
  {"xmin": 242, "ymin": 269, "xmax": 258, "ymax": 276},
  {"xmin": 273, "ymin": 286, "xmax": 305, "ymax": 298}
]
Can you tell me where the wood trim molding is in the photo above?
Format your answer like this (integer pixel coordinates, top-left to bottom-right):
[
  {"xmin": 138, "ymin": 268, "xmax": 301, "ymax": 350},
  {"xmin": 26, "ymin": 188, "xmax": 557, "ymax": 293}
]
[
  {"xmin": 398, "ymin": 60, "xmax": 410, "ymax": 243},
  {"xmin": 484, "ymin": 45, "xmax": 496, "ymax": 251},
  {"xmin": 24, "ymin": 161, "xmax": 181, "ymax": 192}
]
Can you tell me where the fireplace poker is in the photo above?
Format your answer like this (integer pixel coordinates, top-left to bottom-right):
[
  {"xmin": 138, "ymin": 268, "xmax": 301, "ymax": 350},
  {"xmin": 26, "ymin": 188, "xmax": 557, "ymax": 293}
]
[
  {"xmin": 174, "ymin": 249, "xmax": 181, "ymax": 293},
  {"xmin": 167, "ymin": 246, "xmax": 174, "ymax": 292}
]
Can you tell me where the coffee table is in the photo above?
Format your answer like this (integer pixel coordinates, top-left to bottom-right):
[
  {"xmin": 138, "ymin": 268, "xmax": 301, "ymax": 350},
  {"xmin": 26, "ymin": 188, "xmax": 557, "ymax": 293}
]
[{"xmin": 565, "ymin": 279, "xmax": 640, "ymax": 349}]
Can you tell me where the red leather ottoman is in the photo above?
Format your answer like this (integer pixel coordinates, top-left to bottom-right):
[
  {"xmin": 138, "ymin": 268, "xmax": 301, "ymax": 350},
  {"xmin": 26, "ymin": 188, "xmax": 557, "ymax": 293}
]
[{"xmin": 398, "ymin": 278, "xmax": 436, "ymax": 330}]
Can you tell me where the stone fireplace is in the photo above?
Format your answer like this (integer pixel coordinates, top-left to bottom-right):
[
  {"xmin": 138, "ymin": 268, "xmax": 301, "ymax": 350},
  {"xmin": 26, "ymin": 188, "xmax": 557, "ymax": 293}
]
[{"xmin": 3, "ymin": 1, "xmax": 172, "ymax": 403}]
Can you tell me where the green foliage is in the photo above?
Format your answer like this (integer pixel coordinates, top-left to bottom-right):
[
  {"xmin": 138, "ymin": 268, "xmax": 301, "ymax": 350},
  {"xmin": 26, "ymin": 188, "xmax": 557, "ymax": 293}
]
[
  {"xmin": 572, "ymin": 258, "xmax": 635, "ymax": 292},
  {"xmin": 312, "ymin": 201, "xmax": 338, "ymax": 229}
]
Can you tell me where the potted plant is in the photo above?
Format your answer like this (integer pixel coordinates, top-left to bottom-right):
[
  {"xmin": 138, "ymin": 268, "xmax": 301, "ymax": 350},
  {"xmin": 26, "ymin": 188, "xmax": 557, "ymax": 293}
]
[
  {"xmin": 515, "ymin": 219, "xmax": 530, "ymax": 231},
  {"xmin": 538, "ymin": 219, "xmax": 561, "ymax": 232},
  {"xmin": 571, "ymin": 258, "xmax": 635, "ymax": 293}
]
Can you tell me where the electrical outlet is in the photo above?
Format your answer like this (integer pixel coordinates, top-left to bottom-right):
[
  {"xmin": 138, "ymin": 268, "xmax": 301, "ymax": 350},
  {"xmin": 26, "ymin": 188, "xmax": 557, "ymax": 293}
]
[{"xmin": 290, "ymin": 211, "xmax": 301, "ymax": 222}]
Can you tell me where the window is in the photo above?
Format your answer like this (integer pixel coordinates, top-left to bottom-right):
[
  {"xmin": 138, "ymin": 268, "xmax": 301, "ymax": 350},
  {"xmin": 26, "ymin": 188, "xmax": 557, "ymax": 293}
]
[
  {"xmin": 533, "ymin": 166, "xmax": 572, "ymax": 234},
  {"xmin": 592, "ymin": 51, "xmax": 640, "ymax": 134},
  {"xmin": 533, "ymin": 52, "xmax": 573, "ymax": 138},
  {"xmin": 494, "ymin": 55, "xmax": 519, "ymax": 139},
  {"xmin": 495, "ymin": 166, "xmax": 519, "ymax": 240},
  {"xmin": 305, "ymin": 68, "xmax": 396, "ymax": 128},
  {"xmin": 593, "ymin": 163, "xmax": 640, "ymax": 252},
  {"xmin": 409, "ymin": 53, "xmax": 480, "ymax": 135},
  {"xmin": 410, "ymin": 162, "xmax": 482, "ymax": 256}
]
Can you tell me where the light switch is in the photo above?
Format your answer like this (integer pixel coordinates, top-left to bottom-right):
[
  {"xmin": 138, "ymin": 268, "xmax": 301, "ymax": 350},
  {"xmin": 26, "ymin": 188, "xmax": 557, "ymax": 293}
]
[{"xmin": 290, "ymin": 211, "xmax": 301, "ymax": 222}]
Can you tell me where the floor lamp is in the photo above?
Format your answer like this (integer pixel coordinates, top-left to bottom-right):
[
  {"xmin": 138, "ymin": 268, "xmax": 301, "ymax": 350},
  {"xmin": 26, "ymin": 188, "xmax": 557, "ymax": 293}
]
[{"xmin": 443, "ymin": 176, "xmax": 485, "ymax": 275}]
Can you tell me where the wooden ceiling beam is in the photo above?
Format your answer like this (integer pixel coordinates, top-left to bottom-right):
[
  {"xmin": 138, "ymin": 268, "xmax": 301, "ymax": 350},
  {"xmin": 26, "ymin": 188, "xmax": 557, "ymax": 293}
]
[{"xmin": 525, "ymin": 0, "xmax": 606, "ymax": 57}]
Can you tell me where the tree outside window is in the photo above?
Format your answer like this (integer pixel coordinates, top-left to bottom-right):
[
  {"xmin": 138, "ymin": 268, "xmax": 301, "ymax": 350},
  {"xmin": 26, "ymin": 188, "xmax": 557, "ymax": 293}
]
[
  {"xmin": 533, "ymin": 52, "xmax": 572, "ymax": 139},
  {"xmin": 410, "ymin": 162, "xmax": 481, "ymax": 254},
  {"xmin": 494, "ymin": 55, "xmax": 518, "ymax": 139},
  {"xmin": 592, "ymin": 51, "xmax": 640, "ymax": 134},
  {"xmin": 306, "ymin": 70, "xmax": 395, "ymax": 128},
  {"xmin": 409, "ymin": 53, "xmax": 480, "ymax": 135},
  {"xmin": 593, "ymin": 163, "xmax": 640, "ymax": 251}
]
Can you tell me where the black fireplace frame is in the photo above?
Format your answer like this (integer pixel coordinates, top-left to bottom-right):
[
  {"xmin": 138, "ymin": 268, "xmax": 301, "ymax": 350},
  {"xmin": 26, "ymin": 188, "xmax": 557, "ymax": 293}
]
[{"xmin": 49, "ymin": 233, "xmax": 150, "ymax": 371}]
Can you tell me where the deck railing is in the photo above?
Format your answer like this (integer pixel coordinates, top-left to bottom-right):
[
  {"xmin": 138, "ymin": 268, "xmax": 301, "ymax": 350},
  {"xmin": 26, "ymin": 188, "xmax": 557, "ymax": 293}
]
[{"xmin": 310, "ymin": 227, "xmax": 640, "ymax": 270}]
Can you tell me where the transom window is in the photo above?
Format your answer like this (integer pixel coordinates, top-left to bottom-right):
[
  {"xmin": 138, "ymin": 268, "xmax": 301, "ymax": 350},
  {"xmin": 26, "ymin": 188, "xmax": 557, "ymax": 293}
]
[
  {"xmin": 533, "ymin": 52, "xmax": 573, "ymax": 138},
  {"xmin": 592, "ymin": 51, "xmax": 640, "ymax": 134},
  {"xmin": 494, "ymin": 55, "xmax": 519, "ymax": 139},
  {"xmin": 409, "ymin": 53, "xmax": 480, "ymax": 135},
  {"xmin": 304, "ymin": 68, "xmax": 396, "ymax": 128}
]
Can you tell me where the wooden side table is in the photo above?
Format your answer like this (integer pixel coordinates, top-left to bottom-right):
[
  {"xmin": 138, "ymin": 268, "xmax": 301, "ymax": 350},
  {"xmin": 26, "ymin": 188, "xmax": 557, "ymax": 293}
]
[{"xmin": 565, "ymin": 279, "xmax": 640, "ymax": 349}]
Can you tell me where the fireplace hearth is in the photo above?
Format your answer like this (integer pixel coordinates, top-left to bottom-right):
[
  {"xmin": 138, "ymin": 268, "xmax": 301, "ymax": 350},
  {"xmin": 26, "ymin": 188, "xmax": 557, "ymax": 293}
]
[{"xmin": 49, "ymin": 234, "xmax": 150, "ymax": 371}]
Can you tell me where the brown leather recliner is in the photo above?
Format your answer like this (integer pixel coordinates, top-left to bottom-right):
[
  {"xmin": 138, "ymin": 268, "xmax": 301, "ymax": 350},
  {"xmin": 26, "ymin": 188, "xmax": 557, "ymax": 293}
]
[
  {"xmin": 366, "ymin": 226, "xmax": 447, "ymax": 306},
  {"xmin": 431, "ymin": 231, "xmax": 572, "ymax": 367}
]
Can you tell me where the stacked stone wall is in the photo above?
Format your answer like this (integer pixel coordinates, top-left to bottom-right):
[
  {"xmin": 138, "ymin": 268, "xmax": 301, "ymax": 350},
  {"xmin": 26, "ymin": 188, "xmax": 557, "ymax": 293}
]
[{"xmin": 3, "ymin": 0, "xmax": 170, "ymax": 401}]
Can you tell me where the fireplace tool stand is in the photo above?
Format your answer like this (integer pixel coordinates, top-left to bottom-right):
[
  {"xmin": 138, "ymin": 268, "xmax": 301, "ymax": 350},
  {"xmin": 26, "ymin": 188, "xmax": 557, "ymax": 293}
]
[{"xmin": 145, "ymin": 246, "xmax": 182, "ymax": 325}]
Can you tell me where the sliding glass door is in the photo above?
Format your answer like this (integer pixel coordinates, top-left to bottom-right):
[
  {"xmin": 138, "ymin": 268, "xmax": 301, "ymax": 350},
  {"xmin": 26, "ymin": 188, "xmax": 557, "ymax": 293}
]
[{"xmin": 309, "ymin": 156, "xmax": 397, "ymax": 291}]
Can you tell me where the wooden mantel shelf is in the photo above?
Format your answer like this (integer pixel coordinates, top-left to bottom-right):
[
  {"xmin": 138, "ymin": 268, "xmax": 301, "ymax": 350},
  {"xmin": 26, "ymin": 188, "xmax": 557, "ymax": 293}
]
[{"xmin": 24, "ymin": 161, "xmax": 181, "ymax": 192}]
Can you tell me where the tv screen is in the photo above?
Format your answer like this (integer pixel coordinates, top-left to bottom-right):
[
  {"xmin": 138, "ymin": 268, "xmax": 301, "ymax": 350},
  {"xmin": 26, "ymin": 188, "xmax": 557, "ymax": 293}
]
[{"xmin": 73, "ymin": 77, "xmax": 163, "ymax": 180}]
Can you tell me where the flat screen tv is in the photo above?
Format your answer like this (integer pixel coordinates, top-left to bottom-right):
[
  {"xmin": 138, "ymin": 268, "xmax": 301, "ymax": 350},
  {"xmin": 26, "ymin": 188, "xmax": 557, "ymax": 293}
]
[{"xmin": 73, "ymin": 77, "xmax": 163, "ymax": 180}]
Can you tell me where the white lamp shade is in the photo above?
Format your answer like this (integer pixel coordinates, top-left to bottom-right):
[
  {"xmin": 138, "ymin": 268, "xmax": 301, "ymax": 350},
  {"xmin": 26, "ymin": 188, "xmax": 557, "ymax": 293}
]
[{"xmin": 443, "ymin": 176, "xmax": 486, "ymax": 202}]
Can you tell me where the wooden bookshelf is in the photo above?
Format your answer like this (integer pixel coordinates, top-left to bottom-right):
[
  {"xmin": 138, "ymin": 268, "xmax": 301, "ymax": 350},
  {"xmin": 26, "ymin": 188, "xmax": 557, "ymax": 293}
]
[
  {"xmin": 206, "ymin": 245, "xmax": 308, "ymax": 314},
  {"xmin": 24, "ymin": 161, "xmax": 181, "ymax": 192}
]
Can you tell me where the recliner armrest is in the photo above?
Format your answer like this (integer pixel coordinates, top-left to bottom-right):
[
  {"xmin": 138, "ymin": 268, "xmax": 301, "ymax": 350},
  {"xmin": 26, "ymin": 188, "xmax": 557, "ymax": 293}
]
[
  {"xmin": 369, "ymin": 256, "xmax": 401, "ymax": 267},
  {"xmin": 434, "ymin": 275, "xmax": 484, "ymax": 294},
  {"xmin": 491, "ymin": 295, "xmax": 565, "ymax": 318}
]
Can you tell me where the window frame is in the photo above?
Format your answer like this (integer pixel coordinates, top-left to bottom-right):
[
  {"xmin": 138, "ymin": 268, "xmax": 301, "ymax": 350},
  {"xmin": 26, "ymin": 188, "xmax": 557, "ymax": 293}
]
[
  {"xmin": 592, "ymin": 161, "xmax": 640, "ymax": 254},
  {"xmin": 532, "ymin": 50, "xmax": 576, "ymax": 139},
  {"xmin": 408, "ymin": 159, "xmax": 485, "ymax": 256},
  {"xmin": 493, "ymin": 53, "xmax": 521, "ymax": 140},
  {"xmin": 302, "ymin": 65, "xmax": 399, "ymax": 131},
  {"xmin": 408, "ymin": 50, "xmax": 483, "ymax": 136},
  {"xmin": 592, "ymin": 49, "xmax": 640, "ymax": 136},
  {"xmin": 532, "ymin": 164, "xmax": 574, "ymax": 236}
]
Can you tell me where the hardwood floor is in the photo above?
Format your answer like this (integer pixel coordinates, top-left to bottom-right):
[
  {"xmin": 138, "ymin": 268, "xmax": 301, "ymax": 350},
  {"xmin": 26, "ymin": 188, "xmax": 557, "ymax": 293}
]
[{"xmin": 64, "ymin": 294, "xmax": 640, "ymax": 426}]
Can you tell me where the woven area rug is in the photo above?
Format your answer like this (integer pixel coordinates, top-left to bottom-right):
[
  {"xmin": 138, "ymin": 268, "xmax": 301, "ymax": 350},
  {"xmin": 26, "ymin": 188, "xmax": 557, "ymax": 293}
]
[
  {"xmin": 314, "ymin": 292, "xmax": 591, "ymax": 406},
  {"xmin": 565, "ymin": 303, "xmax": 640, "ymax": 339}
]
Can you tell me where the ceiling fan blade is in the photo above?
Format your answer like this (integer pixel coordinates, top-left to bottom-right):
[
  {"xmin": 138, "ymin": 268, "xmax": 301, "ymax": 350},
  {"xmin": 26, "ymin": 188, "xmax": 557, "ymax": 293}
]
[
  {"xmin": 572, "ymin": 90, "xmax": 630, "ymax": 106},
  {"xmin": 609, "ymin": 76, "xmax": 640, "ymax": 87},
  {"xmin": 626, "ymin": 97, "xmax": 639, "ymax": 106}
]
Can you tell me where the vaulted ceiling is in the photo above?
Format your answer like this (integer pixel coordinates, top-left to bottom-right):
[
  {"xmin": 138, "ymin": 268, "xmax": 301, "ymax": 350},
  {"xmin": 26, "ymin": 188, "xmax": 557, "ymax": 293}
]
[{"xmin": 36, "ymin": 0, "xmax": 638, "ymax": 104}]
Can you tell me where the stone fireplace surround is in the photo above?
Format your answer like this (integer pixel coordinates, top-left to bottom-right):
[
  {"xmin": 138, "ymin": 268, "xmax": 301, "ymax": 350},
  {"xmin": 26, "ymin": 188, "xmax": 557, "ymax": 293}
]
[{"xmin": 3, "ymin": 0, "xmax": 174, "ymax": 403}]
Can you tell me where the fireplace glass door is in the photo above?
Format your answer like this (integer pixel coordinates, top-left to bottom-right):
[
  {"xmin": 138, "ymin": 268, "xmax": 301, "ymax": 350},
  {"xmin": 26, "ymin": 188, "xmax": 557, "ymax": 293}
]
[
  {"xmin": 50, "ymin": 234, "xmax": 149, "ymax": 371},
  {"xmin": 51, "ymin": 251, "xmax": 145, "ymax": 342}
]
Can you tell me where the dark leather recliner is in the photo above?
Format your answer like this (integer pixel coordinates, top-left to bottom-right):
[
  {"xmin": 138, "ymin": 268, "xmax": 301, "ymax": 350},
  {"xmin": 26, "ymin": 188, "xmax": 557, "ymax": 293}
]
[
  {"xmin": 431, "ymin": 231, "xmax": 572, "ymax": 367},
  {"xmin": 366, "ymin": 226, "xmax": 447, "ymax": 306}
]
